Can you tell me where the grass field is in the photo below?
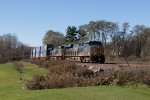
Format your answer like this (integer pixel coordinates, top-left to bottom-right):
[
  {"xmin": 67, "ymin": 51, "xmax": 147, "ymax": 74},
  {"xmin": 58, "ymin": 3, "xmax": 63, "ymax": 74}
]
[{"xmin": 0, "ymin": 62, "xmax": 150, "ymax": 100}]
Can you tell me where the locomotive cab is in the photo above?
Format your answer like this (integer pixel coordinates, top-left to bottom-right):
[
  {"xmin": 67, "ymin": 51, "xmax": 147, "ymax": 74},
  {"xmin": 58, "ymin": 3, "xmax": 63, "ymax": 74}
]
[
  {"xmin": 79, "ymin": 41, "xmax": 105, "ymax": 63},
  {"xmin": 88, "ymin": 41, "xmax": 105, "ymax": 63}
]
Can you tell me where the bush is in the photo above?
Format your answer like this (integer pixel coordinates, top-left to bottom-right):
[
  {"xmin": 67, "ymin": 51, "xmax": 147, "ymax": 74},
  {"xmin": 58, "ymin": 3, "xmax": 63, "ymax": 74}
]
[
  {"xmin": 13, "ymin": 61, "xmax": 24, "ymax": 80},
  {"xmin": 13, "ymin": 61, "xmax": 24, "ymax": 73},
  {"xmin": 25, "ymin": 75, "xmax": 46, "ymax": 90},
  {"xmin": 25, "ymin": 60, "xmax": 150, "ymax": 90},
  {"xmin": 25, "ymin": 60, "xmax": 95, "ymax": 89},
  {"xmin": 106, "ymin": 55, "xmax": 116, "ymax": 62},
  {"xmin": 127, "ymin": 55, "xmax": 137, "ymax": 61}
]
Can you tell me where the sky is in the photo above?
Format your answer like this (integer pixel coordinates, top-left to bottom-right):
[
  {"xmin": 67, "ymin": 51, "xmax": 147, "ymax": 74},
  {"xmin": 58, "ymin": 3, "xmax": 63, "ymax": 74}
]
[{"xmin": 0, "ymin": 0, "xmax": 150, "ymax": 46}]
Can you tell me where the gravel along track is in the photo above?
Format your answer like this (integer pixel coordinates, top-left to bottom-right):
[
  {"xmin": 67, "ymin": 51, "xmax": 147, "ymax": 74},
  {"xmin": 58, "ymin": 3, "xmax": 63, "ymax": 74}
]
[{"xmin": 76, "ymin": 62, "xmax": 150, "ymax": 73}]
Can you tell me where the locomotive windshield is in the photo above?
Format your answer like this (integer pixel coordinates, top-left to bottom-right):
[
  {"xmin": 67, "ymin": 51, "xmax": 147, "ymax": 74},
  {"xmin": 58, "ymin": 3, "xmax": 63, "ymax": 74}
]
[
  {"xmin": 60, "ymin": 44, "xmax": 73, "ymax": 49},
  {"xmin": 86, "ymin": 41, "xmax": 102, "ymax": 46}
]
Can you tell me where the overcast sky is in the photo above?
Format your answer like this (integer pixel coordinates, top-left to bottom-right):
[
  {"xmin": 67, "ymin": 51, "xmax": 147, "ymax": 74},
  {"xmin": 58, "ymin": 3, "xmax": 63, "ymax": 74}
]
[{"xmin": 0, "ymin": 0, "xmax": 150, "ymax": 46}]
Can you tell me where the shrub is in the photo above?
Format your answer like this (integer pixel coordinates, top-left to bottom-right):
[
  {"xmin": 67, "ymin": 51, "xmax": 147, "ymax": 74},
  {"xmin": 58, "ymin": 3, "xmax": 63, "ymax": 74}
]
[
  {"xmin": 13, "ymin": 61, "xmax": 24, "ymax": 73},
  {"xmin": 106, "ymin": 55, "xmax": 116, "ymax": 62},
  {"xmin": 13, "ymin": 61, "xmax": 24, "ymax": 80},
  {"xmin": 25, "ymin": 75, "xmax": 46, "ymax": 90},
  {"xmin": 25, "ymin": 60, "xmax": 150, "ymax": 90}
]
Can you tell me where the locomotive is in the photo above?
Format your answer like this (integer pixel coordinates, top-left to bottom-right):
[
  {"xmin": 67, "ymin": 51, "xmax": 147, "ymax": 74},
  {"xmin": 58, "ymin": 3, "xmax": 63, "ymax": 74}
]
[{"xmin": 31, "ymin": 41, "xmax": 105, "ymax": 63}]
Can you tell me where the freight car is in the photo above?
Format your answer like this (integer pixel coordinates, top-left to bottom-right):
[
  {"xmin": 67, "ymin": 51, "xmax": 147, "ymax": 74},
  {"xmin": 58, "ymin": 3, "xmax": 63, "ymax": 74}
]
[
  {"xmin": 31, "ymin": 41, "xmax": 105, "ymax": 63},
  {"xmin": 31, "ymin": 44, "xmax": 53, "ymax": 60}
]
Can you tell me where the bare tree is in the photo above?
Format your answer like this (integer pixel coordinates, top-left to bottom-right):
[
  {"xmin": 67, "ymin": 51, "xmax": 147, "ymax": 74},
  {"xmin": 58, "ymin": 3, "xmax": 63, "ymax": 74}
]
[{"xmin": 0, "ymin": 33, "xmax": 31, "ymax": 63}]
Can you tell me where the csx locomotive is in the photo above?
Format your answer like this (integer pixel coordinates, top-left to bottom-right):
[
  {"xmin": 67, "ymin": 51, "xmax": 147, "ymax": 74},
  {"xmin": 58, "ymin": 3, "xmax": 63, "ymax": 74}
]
[{"xmin": 31, "ymin": 41, "xmax": 105, "ymax": 63}]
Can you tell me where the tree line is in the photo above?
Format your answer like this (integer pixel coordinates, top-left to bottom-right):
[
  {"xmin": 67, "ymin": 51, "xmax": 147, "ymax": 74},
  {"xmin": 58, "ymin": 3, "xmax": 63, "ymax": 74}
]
[
  {"xmin": 0, "ymin": 20, "xmax": 149, "ymax": 64},
  {"xmin": 43, "ymin": 20, "xmax": 150, "ymax": 58},
  {"xmin": 0, "ymin": 34, "xmax": 31, "ymax": 63}
]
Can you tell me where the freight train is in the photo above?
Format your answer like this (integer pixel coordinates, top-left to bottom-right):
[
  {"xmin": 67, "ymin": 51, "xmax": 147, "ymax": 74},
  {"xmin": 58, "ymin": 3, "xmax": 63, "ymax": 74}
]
[{"xmin": 31, "ymin": 41, "xmax": 105, "ymax": 63}]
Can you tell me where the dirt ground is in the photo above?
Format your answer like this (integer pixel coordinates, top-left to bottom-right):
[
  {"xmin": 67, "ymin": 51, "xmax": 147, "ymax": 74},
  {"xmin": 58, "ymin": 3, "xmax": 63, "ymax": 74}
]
[{"xmin": 76, "ymin": 62, "xmax": 150, "ymax": 73}]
